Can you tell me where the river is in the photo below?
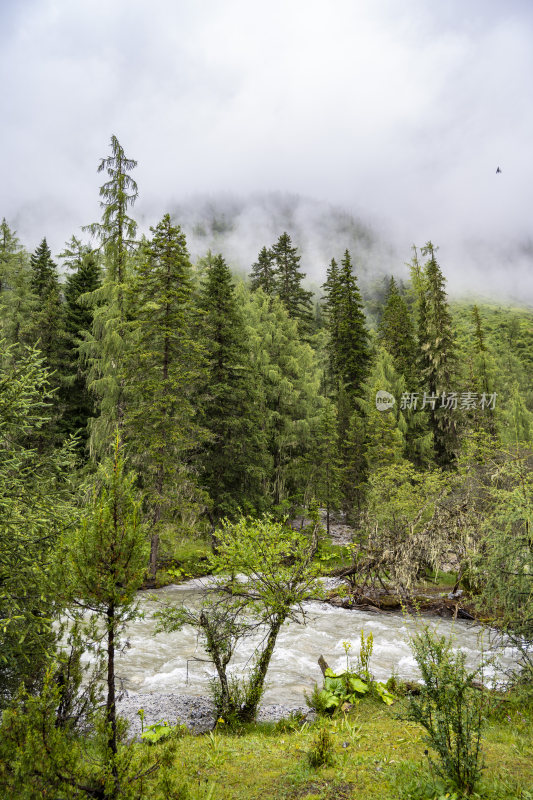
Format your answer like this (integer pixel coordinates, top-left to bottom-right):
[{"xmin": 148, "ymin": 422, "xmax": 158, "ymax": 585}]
[{"xmin": 106, "ymin": 578, "xmax": 517, "ymax": 706}]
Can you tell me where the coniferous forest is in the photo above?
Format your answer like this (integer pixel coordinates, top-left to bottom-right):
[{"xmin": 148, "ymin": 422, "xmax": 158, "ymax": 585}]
[{"xmin": 1, "ymin": 136, "xmax": 532, "ymax": 799}]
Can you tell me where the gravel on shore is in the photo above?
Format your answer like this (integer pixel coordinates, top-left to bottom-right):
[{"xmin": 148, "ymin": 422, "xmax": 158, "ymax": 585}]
[{"xmin": 117, "ymin": 692, "xmax": 313, "ymax": 736}]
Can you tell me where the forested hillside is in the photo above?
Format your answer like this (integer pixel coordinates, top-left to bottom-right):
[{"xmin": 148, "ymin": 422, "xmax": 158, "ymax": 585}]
[{"xmin": 1, "ymin": 136, "xmax": 532, "ymax": 799}]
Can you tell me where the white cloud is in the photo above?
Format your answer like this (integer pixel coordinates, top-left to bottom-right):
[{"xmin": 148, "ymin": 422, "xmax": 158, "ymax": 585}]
[{"xmin": 1, "ymin": 0, "xmax": 533, "ymax": 298}]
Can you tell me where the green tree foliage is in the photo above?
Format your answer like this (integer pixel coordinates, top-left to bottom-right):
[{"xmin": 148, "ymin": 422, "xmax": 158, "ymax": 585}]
[
  {"xmin": 239, "ymin": 286, "xmax": 322, "ymax": 507},
  {"xmin": 198, "ymin": 256, "xmax": 268, "ymax": 520},
  {"xmin": 304, "ymin": 401, "xmax": 342, "ymax": 533},
  {"xmin": 406, "ymin": 627, "xmax": 487, "ymax": 796},
  {"xmin": 378, "ymin": 276, "xmax": 418, "ymax": 386},
  {"xmin": 28, "ymin": 237, "xmax": 65, "ymax": 376},
  {"xmin": 83, "ymin": 135, "xmax": 139, "ymax": 454},
  {"xmin": 60, "ymin": 237, "xmax": 102, "ymax": 443},
  {"xmin": 473, "ymin": 445, "xmax": 533, "ymax": 674},
  {"xmin": 271, "ymin": 232, "xmax": 313, "ymax": 335},
  {"xmin": 328, "ymin": 249, "xmax": 370, "ymax": 402},
  {"xmin": 358, "ymin": 347, "xmax": 407, "ymax": 473},
  {"xmin": 250, "ymin": 245, "xmax": 276, "ymax": 294},
  {"xmin": 411, "ymin": 243, "xmax": 458, "ymax": 468},
  {"xmin": 63, "ymin": 437, "xmax": 148, "ymax": 790},
  {"xmin": 125, "ymin": 214, "xmax": 207, "ymax": 576},
  {"xmin": 156, "ymin": 514, "xmax": 321, "ymax": 723},
  {"xmin": 0, "ymin": 343, "xmax": 76, "ymax": 708},
  {"xmin": 321, "ymin": 257, "xmax": 342, "ymax": 395},
  {"xmin": 0, "ymin": 219, "xmax": 33, "ymax": 351},
  {"xmin": 363, "ymin": 463, "xmax": 451, "ymax": 593}
]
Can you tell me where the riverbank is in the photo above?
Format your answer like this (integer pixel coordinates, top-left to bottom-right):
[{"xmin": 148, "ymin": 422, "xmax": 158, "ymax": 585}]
[
  {"xmin": 117, "ymin": 692, "xmax": 313, "ymax": 736},
  {"xmin": 127, "ymin": 692, "xmax": 533, "ymax": 800}
]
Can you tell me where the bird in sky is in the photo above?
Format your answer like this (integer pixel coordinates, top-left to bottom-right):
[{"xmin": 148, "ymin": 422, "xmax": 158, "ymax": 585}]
[{"xmin": 496, "ymin": 166, "xmax": 502, "ymax": 173}]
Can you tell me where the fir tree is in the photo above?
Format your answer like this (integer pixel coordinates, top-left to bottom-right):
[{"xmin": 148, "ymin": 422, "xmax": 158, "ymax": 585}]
[
  {"xmin": 271, "ymin": 232, "xmax": 313, "ymax": 334},
  {"xmin": 125, "ymin": 214, "xmax": 206, "ymax": 577},
  {"xmin": 250, "ymin": 245, "xmax": 276, "ymax": 294}
]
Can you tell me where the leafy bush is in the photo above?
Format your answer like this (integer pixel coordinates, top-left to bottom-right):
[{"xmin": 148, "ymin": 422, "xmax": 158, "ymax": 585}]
[
  {"xmin": 305, "ymin": 631, "xmax": 395, "ymax": 715},
  {"xmin": 405, "ymin": 627, "xmax": 488, "ymax": 796}
]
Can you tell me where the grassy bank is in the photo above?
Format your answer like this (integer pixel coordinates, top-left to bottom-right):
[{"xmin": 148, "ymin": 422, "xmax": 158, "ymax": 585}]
[{"xmin": 144, "ymin": 694, "xmax": 533, "ymax": 799}]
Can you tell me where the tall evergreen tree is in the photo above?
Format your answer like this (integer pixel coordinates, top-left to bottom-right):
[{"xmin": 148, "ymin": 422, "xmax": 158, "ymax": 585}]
[
  {"xmin": 335, "ymin": 250, "xmax": 371, "ymax": 399},
  {"xmin": 250, "ymin": 245, "xmax": 276, "ymax": 294},
  {"xmin": 321, "ymin": 257, "xmax": 342, "ymax": 393},
  {"xmin": 271, "ymin": 232, "xmax": 313, "ymax": 334},
  {"xmin": 412, "ymin": 242, "xmax": 458, "ymax": 468},
  {"xmin": 378, "ymin": 276, "xmax": 418, "ymax": 387},
  {"xmin": 27, "ymin": 238, "xmax": 66, "ymax": 437},
  {"xmin": 125, "ymin": 214, "xmax": 206, "ymax": 577},
  {"xmin": 198, "ymin": 255, "xmax": 268, "ymax": 521},
  {"xmin": 60, "ymin": 237, "xmax": 101, "ymax": 443},
  {"xmin": 82, "ymin": 135, "xmax": 138, "ymax": 455}
]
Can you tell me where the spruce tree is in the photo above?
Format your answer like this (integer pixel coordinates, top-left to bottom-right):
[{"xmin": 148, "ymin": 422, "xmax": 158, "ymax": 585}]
[
  {"xmin": 125, "ymin": 214, "xmax": 206, "ymax": 577},
  {"xmin": 271, "ymin": 232, "xmax": 313, "ymax": 334},
  {"xmin": 198, "ymin": 255, "xmax": 268, "ymax": 521},
  {"xmin": 250, "ymin": 245, "xmax": 276, "ymax": 294},
  {"xmin": 335, "ymin": 249, "xmax": 371, "ymax": 400}
]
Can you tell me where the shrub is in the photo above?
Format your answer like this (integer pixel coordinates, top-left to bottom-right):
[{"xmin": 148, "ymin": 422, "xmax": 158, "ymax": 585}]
[
  {"xmin": 405, "ymin": 627, "xmax": 488, "ymax": 796},
  {"xmin": 307, "ymin": 724, "xmax": 335, "ymax": 768}
]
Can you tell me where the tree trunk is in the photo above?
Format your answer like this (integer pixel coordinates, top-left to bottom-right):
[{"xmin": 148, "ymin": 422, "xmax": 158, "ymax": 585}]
[
  {"xmin": 240, "ymin": 614, "xmax": 284, "ymax": 722},
  {"xmin": 106, "ymin": 603, "xmax": 119, "ymax": 799}
]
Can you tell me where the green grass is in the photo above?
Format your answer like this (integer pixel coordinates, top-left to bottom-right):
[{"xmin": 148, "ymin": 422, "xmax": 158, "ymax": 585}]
[{"xmin": 142, "ymin": 694, "xmax": 533, "ymax": 800}]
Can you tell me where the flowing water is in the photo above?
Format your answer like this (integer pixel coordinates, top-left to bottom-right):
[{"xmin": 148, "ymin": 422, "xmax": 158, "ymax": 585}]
[{"xmin": 112, "ymin": 579, "xmax": 517, "ymax": 706}]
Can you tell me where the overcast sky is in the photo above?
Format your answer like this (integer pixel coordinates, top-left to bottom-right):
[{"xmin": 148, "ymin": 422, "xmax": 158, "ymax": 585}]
[{"xmin": 2, "ymin": 0, "xmax": 533, "ymax": 298}]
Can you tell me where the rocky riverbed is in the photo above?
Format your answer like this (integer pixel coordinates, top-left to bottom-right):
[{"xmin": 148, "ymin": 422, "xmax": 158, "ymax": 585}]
[{"xmin": 116, "ymin": 692, "xmax": 312, "ymax": 736}]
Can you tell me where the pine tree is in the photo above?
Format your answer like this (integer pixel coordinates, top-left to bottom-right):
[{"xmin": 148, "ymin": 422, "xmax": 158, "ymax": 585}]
[
  {"xmin": 198, "ymin": 255, "xmax": 268, "ymax": 521},
  {"xmin": 271, "ymin": 232, "xmax": 313, "ymax": 334},
  {"xmin": 124, "ymin": 214, "xmax": 206, "ymax": 577},
  {"xmin": 250, "ymin": 245, "xmax": 276, "ymax": 294}
]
